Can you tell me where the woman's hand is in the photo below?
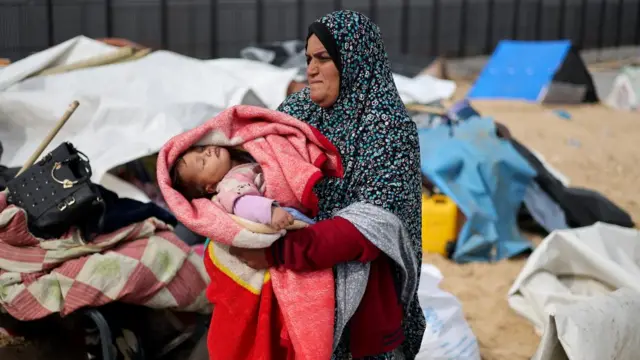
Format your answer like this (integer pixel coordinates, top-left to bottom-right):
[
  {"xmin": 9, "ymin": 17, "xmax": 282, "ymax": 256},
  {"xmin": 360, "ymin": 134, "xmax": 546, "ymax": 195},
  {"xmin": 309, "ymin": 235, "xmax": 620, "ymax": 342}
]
[{"xmin": 229, "ymin": 246, "xmax": 270, "ymax": 270}]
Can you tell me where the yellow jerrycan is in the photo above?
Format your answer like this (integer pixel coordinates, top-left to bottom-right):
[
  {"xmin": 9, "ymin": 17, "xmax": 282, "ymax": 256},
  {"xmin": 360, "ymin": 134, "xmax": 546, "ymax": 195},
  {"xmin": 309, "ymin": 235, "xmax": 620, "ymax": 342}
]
[{"xmin": 421, "ymin": 193, "xmax": 459, "ymax": 256}]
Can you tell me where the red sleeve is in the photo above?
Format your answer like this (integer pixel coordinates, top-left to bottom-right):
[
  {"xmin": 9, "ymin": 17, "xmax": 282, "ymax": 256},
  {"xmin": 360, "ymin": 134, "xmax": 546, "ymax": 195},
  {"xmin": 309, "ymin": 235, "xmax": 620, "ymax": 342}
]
[{"xmin": 266, "ymin": 216, "xmax": 380, "ymax": 271}]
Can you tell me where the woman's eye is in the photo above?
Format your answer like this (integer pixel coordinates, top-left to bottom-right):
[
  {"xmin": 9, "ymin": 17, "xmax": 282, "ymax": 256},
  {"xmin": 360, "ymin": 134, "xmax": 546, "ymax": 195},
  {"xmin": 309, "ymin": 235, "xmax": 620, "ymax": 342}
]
[{"xmin": 305, "ymin": 56, "xmax": 311, "ymax": 64}]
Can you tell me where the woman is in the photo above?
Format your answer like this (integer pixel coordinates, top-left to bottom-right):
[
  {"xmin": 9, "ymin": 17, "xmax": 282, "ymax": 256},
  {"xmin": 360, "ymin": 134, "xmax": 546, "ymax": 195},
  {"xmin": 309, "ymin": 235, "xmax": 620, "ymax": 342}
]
[{"xmin": 232, "ymin": 10, "xmax": 425, "ymax": 359}]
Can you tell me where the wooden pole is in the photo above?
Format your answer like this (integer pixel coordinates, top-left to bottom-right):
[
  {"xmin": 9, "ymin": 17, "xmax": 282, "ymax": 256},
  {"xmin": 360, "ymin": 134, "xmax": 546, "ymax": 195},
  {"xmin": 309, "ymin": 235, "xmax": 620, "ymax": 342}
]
[{"xmin": 16, "ymin": 101, "xmax": 80, "ymax": 177}]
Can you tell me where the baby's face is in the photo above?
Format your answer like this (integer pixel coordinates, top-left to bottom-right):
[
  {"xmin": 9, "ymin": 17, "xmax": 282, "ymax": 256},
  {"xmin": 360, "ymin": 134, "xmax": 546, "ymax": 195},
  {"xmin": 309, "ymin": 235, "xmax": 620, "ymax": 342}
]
[{"xmin": 179, "ymin": 145, "xmax": 232, "ymax": 194}]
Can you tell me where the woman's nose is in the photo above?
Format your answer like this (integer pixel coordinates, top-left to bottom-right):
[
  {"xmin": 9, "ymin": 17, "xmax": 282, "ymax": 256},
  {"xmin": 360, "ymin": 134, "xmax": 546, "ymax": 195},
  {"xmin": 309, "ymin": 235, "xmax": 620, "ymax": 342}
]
[{"xmin": 307, "ymin": 61, "xmax": 319, "ymax": 76}]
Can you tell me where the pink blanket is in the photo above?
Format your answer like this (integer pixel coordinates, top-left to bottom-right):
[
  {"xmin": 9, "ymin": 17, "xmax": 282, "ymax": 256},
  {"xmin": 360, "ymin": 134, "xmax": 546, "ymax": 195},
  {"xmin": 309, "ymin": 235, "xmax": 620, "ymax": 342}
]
[
  {"xmin": 0, "ymin": 192, "xmax": 210, "ymax": 321},
  {"xmin": 156, "ymin": 105, "xmax": 342, "ymax": 360}
]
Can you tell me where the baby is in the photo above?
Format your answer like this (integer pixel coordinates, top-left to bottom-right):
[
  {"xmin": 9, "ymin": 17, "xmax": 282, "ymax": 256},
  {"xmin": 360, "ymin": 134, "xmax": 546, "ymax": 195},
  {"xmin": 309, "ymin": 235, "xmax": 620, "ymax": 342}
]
[{"xmin": 170, "ymin": 145, "xmax": 294, "ymax": 230}]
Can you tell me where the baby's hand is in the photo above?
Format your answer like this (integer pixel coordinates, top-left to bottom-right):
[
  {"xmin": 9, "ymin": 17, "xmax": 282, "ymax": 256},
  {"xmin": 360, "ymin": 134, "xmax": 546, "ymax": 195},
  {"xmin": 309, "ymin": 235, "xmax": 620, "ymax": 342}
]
[{"xmin": 271, "ymin": 207, "xmax": 294, "ymax": 231}]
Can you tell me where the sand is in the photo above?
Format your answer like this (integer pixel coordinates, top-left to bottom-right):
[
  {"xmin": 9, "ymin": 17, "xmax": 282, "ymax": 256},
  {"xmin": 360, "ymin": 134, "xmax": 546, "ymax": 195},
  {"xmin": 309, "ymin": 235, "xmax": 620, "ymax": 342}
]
[{"xmin": 426, "ymin": 90, "xmax": 640, "ymax": 360}]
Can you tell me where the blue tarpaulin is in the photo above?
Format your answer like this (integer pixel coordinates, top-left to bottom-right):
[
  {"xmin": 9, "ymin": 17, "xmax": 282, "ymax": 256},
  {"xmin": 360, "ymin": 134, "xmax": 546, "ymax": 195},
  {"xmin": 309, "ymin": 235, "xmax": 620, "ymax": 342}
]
[
  {"xmin": 419, "ymin": 117, "xmax": 537, "ymax": 263},
  {"xmin": 467, "ymin": 40, "xmax": 572, "ymax": 101}
]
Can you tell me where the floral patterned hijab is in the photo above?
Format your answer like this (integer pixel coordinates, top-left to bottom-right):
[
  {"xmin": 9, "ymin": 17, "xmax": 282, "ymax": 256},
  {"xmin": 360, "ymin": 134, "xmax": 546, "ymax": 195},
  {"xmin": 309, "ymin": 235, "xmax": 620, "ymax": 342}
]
[{"xmin": 277, "ymin": 10, "xmax": 425, "ymax": 359}]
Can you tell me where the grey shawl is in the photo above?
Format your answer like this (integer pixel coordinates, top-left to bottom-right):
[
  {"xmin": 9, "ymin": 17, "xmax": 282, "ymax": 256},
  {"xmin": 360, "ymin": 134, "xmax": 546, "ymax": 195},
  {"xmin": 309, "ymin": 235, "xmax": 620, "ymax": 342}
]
[{"xmin": 332, "ymin": 201, "xmax": 419, "ymax": 349}]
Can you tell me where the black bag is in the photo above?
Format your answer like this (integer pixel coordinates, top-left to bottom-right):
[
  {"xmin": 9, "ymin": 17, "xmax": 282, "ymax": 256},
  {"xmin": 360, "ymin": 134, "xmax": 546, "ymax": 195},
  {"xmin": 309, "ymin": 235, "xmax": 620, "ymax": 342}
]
[{"xmin": 6, "ymin": 142, "xmax": 106, "ymax": 240}]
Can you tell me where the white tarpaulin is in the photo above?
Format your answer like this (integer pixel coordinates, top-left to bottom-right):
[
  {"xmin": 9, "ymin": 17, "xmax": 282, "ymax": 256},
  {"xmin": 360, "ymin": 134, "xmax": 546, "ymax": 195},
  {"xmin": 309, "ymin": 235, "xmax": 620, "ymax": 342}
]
[
  {"xmin": 1, "ymin": 36, "xmax": 456, "ymax": 198},
  {"xmin": 508, "ymin": 222, "xmax": 640, "ymax": 359},
  {"xmin": 0, "ymin": 36, "xmax": 299, "ymax": 190},
  {"xmin": 392, "ymin": 73, "xmax": 456, "ymax": 105},
  {"xmin": 605, "ymin": 66, "xmax": 640, "ymax": 112},
  {"xmin": 533, "ymin": 288, "xmax": 640, "ymax": 360}
]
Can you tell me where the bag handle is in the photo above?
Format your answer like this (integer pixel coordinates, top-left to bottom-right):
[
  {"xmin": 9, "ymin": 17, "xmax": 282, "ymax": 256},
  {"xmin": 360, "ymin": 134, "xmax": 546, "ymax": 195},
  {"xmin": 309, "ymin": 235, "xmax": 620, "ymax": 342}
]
[
  {"xmin": 15, "ymin": 101, "xmax": 80, "ymax": 177},
  {"xmin": 51, "ymin": 159, "xmax": 92, "ymax": 189}
]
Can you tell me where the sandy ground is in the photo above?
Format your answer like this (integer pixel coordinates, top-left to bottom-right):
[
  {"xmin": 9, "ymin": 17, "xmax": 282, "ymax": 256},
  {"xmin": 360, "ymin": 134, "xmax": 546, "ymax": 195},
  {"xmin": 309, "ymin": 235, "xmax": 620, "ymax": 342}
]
[
  {"xmin": 426, "ymin": 85, "xmax": 640, "ymax": 360},
  {"xmin": 1, "ymin": 82, "xmax": 639, "ymax": 359}
]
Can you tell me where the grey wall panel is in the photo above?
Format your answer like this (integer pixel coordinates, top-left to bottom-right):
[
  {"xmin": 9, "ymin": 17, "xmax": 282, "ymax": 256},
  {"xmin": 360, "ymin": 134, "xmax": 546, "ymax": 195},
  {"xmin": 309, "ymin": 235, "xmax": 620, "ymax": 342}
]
[{"xmin": 0, "ymin": 0, "xmax": 639, "ymax": 62}]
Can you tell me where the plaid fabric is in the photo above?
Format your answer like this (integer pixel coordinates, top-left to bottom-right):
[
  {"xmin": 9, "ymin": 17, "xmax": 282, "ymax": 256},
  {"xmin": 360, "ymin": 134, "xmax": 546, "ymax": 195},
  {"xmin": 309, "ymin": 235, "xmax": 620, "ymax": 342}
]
[
  {"xmin": 156, "ymin": 105, "xmax": 342, "ymax": 360},
  {"xmin": 0, "ymin": 191, "xmax": 210, "ymax": 321}
]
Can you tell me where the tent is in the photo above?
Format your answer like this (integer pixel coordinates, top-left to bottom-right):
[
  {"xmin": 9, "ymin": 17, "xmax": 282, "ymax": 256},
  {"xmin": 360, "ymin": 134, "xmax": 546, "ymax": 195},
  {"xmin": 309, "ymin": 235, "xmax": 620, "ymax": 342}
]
[
  {"xmin": 468, "ymin": 40, "xmax": 598, "ymax": 104},
  {"xmin": 605, "ymin": 66, "xmax": 640, "ymax": 112}
]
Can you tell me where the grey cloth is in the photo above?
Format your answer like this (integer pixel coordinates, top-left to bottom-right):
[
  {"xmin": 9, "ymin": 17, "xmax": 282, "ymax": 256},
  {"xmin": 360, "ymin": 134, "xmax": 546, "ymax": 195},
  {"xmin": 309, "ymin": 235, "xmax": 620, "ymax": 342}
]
[
  {"xmin": 240, "ymin": 40, "xmax": 307, "ymax": 82},
  {"xmin": 523, "ymin": 181, "xmax": 569, "ymax": 232},
  {"xmin": 332, "ymin": 202, "xmax": 420, "ymax": 350},
  {"xmin": 174, "ymin": 222, "xmax": 207, "ymax": 246}
]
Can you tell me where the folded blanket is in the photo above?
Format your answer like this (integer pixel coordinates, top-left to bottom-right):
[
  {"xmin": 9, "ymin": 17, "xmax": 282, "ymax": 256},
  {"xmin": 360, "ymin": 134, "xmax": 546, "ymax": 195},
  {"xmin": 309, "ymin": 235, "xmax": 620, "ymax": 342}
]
[
  {"xmin": 0, "ymin": 191, "xmax": 210, "ymax": 321},
  {"xmin": 156, "ymin": 105, "xmax": 342, "ymax": 360}
]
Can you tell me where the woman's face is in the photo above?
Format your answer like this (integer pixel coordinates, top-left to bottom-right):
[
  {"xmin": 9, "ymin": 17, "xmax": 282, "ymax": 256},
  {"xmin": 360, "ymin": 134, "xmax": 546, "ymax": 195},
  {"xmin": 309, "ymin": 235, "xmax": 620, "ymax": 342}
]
[{"xmin": 306, "ymin": 34, "xmax": 340, "ymax": 108}]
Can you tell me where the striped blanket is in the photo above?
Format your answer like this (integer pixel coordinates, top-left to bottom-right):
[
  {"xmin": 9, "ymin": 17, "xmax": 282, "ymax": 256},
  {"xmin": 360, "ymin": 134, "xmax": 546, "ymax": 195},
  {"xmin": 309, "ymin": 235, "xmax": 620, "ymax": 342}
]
[
  {"xmin": 0, "ymin": 191, "xmax": 210, "ymax": 321},
  {"xmin": 156, "ymin": 105, "xmax": 342, "ymax": 360}
]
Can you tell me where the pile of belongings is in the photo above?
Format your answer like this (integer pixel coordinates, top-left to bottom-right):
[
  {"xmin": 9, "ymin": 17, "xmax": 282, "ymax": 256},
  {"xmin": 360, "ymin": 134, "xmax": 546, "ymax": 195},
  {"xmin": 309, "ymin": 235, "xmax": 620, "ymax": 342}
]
[
  {"xmin": 0, "ymin": 139, "xmax": 210, "ymax": 359},
  {"xmin": 413, "ymin": 100, "xmax": 634, "ymax": 263}
]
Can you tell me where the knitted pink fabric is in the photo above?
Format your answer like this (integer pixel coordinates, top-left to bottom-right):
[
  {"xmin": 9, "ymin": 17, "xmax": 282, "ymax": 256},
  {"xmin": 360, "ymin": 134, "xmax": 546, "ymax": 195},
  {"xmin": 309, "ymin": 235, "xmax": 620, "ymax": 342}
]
[{"xmin": 157, "ymin": 105, "xmax": 342, "ymax": 360}]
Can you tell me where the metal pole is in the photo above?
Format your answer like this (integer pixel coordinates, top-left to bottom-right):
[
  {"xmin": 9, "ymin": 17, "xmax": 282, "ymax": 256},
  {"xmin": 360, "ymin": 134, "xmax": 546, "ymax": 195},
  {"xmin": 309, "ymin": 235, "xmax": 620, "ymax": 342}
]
[
  {"xmin": 188, "ymin": 1, "xmax": 196, "ymax": 55},
  {"xmin": 297, "ymin": 0, "xmax": 305, "ymax": 39},
  {"xmin": 210, "ymin": 0, "xmax": 218, "ymax": 58},
  {"xmin": 256, "ymin": 0, "xmax": 264, "ymax": 44},
  {"xmin": 430, "ymin": 0, "xmax": 440, "ymax": 56},
  {"xmin": 578, "ymin": 0, "xmax": 588, "ymax": 49},
  {"xmin": 596, "ymin": 0, "xmax": 607, "ymax": 49},
  {"xmin": 485, "ymin": 0, "xmax": 495, "ymax": 53},
  {"xmin": 558, "ymin": 0, "xmax": 566, "ymax": 39},
  {"xmin": 46, "ymin": 0, "xmax": 54, "ymax": 46},
  {"xmin": 105, "ymin": 0, "xmax": 113, "ymax": 37},
  {"xmin": 636, "ymin": 0, "xmax": 640, "ymax": 44},
  {"xmin": 160, "ymin": 0, "xmax": 168, "ymax": 49},
  {"xmin": 400, "ymin": 0, "xmax": 410, "ymax": 54},
  {"xmin": 511, "ymin": 0, "xmax": 521, "ymax": 40},
  {"xmin": 535, "ymin": 0, "xmax": 544, "ymax": 40},
  {"xmin": 459, "ymin": 0, "xmax": 468, "ymax": 57},
  {"xmin": 614, "ymin": 0, "xmax": 624, "ymax": 47}
]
